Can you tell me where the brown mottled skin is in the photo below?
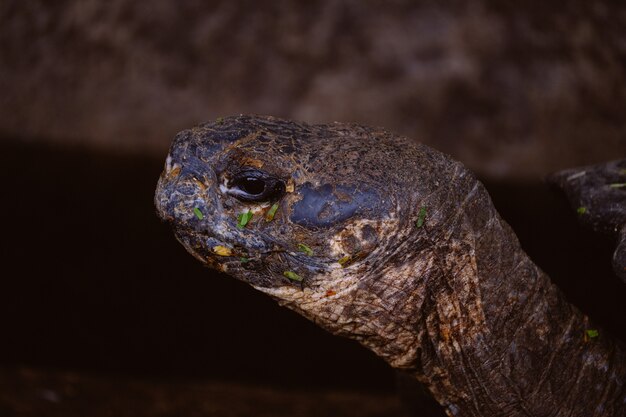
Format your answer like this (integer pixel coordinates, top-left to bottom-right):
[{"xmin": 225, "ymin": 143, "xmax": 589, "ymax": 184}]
[{"xmin": 155, "ymin": 115, "xmax": 625, "ymax": 416}]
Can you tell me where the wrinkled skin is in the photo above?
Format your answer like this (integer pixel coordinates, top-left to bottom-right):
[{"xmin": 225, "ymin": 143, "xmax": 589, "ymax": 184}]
[{"xmin": 155, "ymin": 115, "xmax": 625, "ymax": 417}]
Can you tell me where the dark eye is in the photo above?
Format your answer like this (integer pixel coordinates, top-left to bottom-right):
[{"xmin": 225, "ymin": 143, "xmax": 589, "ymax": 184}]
[
  {"xmin": 228, "ymin": 170, "xmax": 285, "ymax": 202},
  {"xmin": 237, "ymin": 177, "xmax": 266, "ymax": 195}
]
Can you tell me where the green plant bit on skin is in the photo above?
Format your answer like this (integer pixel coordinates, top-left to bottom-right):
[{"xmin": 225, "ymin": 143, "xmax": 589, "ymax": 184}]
[
  {"xmin": 193, "ymin": 207, "xmax": 204, "ymax": 220},
  {"xmin": 216, "ymin": 117, "xmax": 223, "ymax": 124},
  {"xmin": 237, "ymin": 210, "xmax": 253, "ymax": 229},
  {"xmin": 266, "ymin": 203, "xmax": 279, "ymax": 221},
  {"xmin": 609, "ymin": 183, "xmax": 626, "ymax": 189},
  {"xmin": 586, "ymin": 329, "xmax": 599, "ymax": 339},
  {"xmin": 337, "ymin": 252, "xmax": 366, "ymax": 268},
  {"xmin": 337, "ymin": 255, "xmax": 352, "ymax": 267},
  {"xmin": 577, "ymin": 206, "xmax": 587, "ymax": 215},
  {"xmin": 240, "ymin": 257, "xmax": 250, "ymax": 264},
  {"xmin": 297, "ymin": 243, "xmax": 313, "ymax": 256},
  {"xmin": 416, "ymin": 206, "xmax": 427, "ymax": 228},
  {"xmin": 283, "ymin": 271, "xmax": 303, "ymax": 282}
]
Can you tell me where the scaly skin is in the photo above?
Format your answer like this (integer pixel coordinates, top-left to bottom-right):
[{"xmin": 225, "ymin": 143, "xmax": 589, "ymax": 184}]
[{"xmin": 155, "ymin": 115, "xmax": 625, "ymax": 416}]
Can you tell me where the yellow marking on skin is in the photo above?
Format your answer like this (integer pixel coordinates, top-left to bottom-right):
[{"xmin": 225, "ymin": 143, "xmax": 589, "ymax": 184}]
[
  {"xmin": 213, "ymin": 246, "xmax": 233, "ymax": 256},
  {"xmin": 193, "ymin": 178, "xmax": 207, "ymax": 190},
  {"xmin": 167, "ymin": 165, "xmax": 181, "ymax": 179},
  {"xmin": 241, "ymin": 157, "xmax": 264, "ymax": 168}
]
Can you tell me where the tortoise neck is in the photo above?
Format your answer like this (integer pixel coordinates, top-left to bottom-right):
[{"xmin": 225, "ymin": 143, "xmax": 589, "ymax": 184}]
[{"xmin": 371, "ymin": 182, "xmax": 626, "ymax": 417}]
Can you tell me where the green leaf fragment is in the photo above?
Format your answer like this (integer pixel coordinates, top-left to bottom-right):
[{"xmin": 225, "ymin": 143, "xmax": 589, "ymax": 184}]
[
  {"xmin": 576, "ymin": 206, "xmax": 587, "ymax": 215},
  {"xmin": 237, "ymin": 210, "xmax": 253, "ymax": 229},
  {"xmin": 216, "ymin": 117, "xmax": 223, "ymax": 124},
  {"xmin": 586, "ymin": 329, "xmax": 599, "ymax": 338},
  {"xmin": 297, "ymin": 243, "xmax": 313, "ymax": 256},
  {"xmin": 337, "ymin": 255, "xmax": 351, "ymax": 267},
  {"xmin": 337, "ymin": 252, "xmax": 367, "ymax": 268},
  {"xmin": 609, "ymin": 183, "xmax": 626, "ymax": 189},
  {"xmin": 283, "ymin": 271, "xmax": 303, "ymax": 281},
  {"xmin": 416, "ymin": 206, "xmax": 427, "ymax": 228},
  {"xmin": 193, "ymin": 207, "xmax": 204, "ymax": 220},
  {"xmin": 240, "ymin": 257, "xmax": 250, "ymax": 264},
  {"xmin": 266, "ymin": 203, "xmax": 279, "ymax": 221}
]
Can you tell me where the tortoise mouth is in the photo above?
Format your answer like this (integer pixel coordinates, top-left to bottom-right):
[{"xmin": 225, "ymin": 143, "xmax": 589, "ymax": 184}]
[
  {"xmin": 172, "ymin": 224, "xmax": 253, "ymax": 260},
  {"xmin": 172, "ymin": 220, "xmax": 337, "ymax": 284}
]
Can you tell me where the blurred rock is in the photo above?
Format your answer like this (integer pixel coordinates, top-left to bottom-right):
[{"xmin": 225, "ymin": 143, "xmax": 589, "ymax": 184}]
[
  {"xmin": 0, "ymin": 367, "xmax": 403, "ymax": 417},
  {"xmin": 1, "ymin": 0, "xmax": 625, "ymax": 179}
]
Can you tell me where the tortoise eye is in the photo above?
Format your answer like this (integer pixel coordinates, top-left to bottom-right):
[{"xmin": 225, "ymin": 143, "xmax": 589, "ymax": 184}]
[
  {"xmin": 229, "ymin": 169, "xmax": 285, "ymax": 202},
  {"xmin": 237, "ymin": 176, "xmax": 266, "ymax": 195}
]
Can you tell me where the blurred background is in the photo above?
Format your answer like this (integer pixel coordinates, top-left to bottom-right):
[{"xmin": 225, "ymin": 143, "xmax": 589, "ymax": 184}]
[{"xmin": 1, "ymin": 1, "xmax": 625, "ymax": 416}]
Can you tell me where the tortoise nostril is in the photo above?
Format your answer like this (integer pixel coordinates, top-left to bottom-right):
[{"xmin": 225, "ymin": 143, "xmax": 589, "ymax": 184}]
[{"xmin": 175, "ymin": 180, "xmax": 199, "ymax": 196}]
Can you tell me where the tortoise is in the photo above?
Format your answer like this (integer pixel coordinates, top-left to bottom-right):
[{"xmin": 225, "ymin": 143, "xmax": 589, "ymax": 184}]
[{"xmin": 154, "ymin": 115, "xmax": 625, "ymax": 417}]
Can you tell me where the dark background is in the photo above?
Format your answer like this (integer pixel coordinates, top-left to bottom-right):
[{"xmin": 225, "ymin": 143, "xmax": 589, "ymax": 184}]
[{"xmin": 1, "ymin": 1, "xmax": 625, "ymax": 416}]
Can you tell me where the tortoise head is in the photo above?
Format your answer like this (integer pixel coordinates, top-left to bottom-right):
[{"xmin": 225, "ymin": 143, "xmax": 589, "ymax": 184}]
[
  {"xmin": 155, "ymin": 115, "xmax": 471, "ymax": 361},
  {"xmin": 156, "ymin": 115, "xmax": 402, "ymax": 278}
]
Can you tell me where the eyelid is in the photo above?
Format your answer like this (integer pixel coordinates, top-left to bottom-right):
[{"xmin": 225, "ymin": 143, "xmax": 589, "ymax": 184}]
[
  {"xmin": 240, "ymin": 168, "xmax": 267, "ymax": 178},
  {"xmin": 228, "ymin": 169, "xmax": 269, "ymax": 187}
]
